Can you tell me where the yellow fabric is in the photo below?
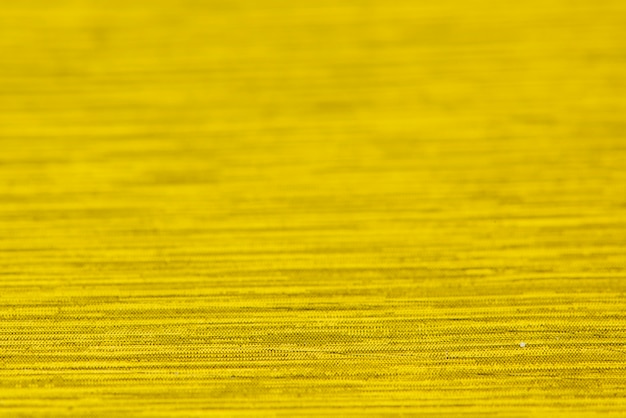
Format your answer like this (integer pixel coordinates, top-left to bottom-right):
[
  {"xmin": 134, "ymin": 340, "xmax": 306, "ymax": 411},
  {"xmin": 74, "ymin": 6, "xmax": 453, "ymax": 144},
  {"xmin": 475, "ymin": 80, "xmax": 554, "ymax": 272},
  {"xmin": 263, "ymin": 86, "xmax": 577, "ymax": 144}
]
[{"xmin": 1, "ymin": 1, "xmax": 625, "ymax": 416}]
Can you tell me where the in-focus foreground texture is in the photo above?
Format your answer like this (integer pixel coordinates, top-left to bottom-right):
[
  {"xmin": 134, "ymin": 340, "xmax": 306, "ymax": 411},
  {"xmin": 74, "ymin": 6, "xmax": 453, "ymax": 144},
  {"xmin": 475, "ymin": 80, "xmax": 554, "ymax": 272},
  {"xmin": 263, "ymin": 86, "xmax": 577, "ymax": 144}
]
[{"xmin": 1, "ymin": 1, "xmax": 625, "ymax": 417}]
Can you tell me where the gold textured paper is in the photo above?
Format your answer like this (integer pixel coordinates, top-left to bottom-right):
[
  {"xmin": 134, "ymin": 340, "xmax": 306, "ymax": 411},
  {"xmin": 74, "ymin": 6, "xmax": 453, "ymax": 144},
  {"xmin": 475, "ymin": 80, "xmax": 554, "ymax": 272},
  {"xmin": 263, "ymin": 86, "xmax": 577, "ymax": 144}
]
[{"xmin": 1, "ymin": 1, "xmax": 625, "ymax": 417}]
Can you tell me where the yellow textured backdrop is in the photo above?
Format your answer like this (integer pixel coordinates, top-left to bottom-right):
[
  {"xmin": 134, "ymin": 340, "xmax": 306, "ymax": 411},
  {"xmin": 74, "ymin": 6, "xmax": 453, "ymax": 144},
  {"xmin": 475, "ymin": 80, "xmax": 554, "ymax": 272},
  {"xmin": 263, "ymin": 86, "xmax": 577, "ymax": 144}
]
[{"xmin": 1, "ymin": 1, "xmax": 625, "ymax": 416}]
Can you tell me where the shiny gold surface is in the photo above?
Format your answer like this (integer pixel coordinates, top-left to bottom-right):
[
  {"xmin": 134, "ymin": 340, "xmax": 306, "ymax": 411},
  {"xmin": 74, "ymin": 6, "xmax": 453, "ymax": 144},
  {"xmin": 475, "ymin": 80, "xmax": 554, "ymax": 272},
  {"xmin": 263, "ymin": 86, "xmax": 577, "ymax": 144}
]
[{"xmin": 1, "ymin": 1, "xmax": 625, "ymax": 416}]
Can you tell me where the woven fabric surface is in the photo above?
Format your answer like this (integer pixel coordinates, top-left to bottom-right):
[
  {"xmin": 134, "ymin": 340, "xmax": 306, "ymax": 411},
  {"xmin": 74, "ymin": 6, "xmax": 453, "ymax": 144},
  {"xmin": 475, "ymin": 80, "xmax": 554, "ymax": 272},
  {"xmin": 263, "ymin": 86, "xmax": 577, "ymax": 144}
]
[{"xmin": 1, "ymin": 1, "xmax": 625, "ymax": 417}]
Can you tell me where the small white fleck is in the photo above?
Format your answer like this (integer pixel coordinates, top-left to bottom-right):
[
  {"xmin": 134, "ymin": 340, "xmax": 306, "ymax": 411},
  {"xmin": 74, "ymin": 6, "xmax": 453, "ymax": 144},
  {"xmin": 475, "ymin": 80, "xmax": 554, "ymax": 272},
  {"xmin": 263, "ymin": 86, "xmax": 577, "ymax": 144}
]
[{"xmin": 520, "ymin": 342, "xmax": 527, "ymax": 348}]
